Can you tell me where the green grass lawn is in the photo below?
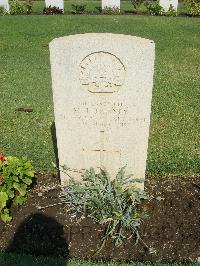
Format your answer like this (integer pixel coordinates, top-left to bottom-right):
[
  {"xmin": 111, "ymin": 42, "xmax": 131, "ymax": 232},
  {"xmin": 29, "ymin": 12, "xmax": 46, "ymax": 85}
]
[
  {"xmin": 0, "ymin": 253, "xmax": 199, "ymax": 266},
  {"xmin": 0, "ymin": 15, "xmax": 199, "ymax": 176}
]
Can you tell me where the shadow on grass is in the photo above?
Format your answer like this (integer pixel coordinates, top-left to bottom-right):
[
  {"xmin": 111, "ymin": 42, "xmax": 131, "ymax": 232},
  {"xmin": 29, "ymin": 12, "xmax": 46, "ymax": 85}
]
[{"xmin": 4, "ymin": 213, "xmax": 68, "ymax": 265}]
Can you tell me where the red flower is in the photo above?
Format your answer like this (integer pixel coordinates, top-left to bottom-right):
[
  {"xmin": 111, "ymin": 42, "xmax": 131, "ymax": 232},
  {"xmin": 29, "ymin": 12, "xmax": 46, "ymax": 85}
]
[{"xmin": 0, "ymin": 153, "xmax": 6, "ymax": 162}]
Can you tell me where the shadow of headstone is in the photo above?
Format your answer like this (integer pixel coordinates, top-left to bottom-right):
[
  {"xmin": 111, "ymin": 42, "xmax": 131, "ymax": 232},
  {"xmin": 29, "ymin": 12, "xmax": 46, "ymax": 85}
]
[
  {"xmin": 51, "ymin": 122, "xmax": 60, "ymax": 176},
  {"xmin": 6, "ymin": 213, "xmax": 69, "ymax": 259}
]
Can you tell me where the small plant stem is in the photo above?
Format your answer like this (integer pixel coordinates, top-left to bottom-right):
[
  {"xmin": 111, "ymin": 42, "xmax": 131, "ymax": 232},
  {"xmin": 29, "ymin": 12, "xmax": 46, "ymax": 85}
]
[
  {"xmin": 135, "ymin": 230, "xmax": 149, "ymax": 251},
  {"xmin": 93, "ymin": 222, "xmax": 111, "ymax": 256},
  {"xmin": 36, "ymin": 202, "xmax": 66, "ymax": 210},
  {"xmin": 61, "ymin": 166, "xmax": 85, "ymax": 174}
]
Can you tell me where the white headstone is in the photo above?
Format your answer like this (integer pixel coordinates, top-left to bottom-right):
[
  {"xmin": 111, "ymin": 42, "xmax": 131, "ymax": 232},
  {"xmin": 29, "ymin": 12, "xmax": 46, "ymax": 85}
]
[
  {"xmin": 45, "ymin": 0, "xmax": 64, "ymax": 11},
  {"xmin": 49, "ymin": 33, "xmax": 155, "ymax": 189},
  {"xmin": 0, "ymin": 0, "xmax": 9, "ymax": 13},
  {"xmin": 160, "ymin": 0, "xmax": 178, "ymax": 11},
  {"xmin": 102, "ymin": 0, "xmax": 120, "ymax": 10}
]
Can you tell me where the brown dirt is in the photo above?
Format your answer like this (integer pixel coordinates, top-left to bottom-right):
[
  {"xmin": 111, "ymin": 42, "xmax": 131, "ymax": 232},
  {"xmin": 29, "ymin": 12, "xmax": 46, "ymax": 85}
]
[{"xmin": 0, "ymin": 173, "xmax": 199, "ymax": 262}]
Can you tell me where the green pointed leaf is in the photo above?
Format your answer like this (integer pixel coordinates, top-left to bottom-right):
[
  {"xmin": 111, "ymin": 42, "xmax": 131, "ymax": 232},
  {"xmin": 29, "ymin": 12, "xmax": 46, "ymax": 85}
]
[
  {"xmin": 24, "ymin": 170, "xmax": 34, "ymax": 178},
  {"xmin": 13, "ymin": 183, "xmax": 27, "ymax": 196},
  {"xmin": 23, "ymin": 177, "xmax": 32, "ymax": 185},
  {"xmin": 0, "ymin": 192, "xmax": 8, "ymax": 211},
  {"xmin": 6, "ymin": 189, "xmax": 15, "ymax": 199},
  {"xmin": 1, "ymin": 208, "xmax": 12, "ymax": 223},
  {"xmin": 14, "ymin": 195, "xmax": 27, "ymax": 205}
]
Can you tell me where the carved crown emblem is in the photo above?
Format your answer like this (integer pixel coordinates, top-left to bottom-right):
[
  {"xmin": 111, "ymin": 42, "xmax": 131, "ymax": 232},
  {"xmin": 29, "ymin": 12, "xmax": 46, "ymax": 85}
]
[{"xmin": 80, "ymin": 52, "xmax": 125, "ymax": 93}]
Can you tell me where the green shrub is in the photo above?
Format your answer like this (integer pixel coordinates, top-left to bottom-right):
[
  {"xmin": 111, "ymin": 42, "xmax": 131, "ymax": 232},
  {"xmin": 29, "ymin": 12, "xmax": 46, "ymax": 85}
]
[
  {"xmin": 166, "ymin": 4, "xmax": 177, "ymax": 16},
  {"xmin": 71, "ymin": 4, "xmax": 86, "ymax": 14},
  {"xmin": 130, "ymin": 0, "xmax": 145, "ymax": 11},
  {"xmin": 0, "ymin": 6, "xmax": 4, "ymax": 16},
  {"xmin": 0, "ymin": 6, "xmax": 5, "ymax": 15},
  {"xmin": 95, "ymin": 6, "xmax": 120, "ymax": 14},
  {"xmin": 10, "ymin": 0, "xmax": 25, "ymax": 14},
  {"xmin": 94, "ymin": 6, "xmax": 102, "ymax": 13},
  {"xmin": 184, "ymin": 0, "xmax": 200, "ymax": 16},
  {"xmin": 101, "ymin": 6, "xmax": 120, "ymax": 14},
  {"xmin": 145, "ymin": 1, "xmax": 165, "ymax": 15},
  {"xmin": 60, "ymin": 166, "xmax": 150, "ymax": 253},
  {"xmin": 24, "ymin": 0, "xmax": 33, "ymax": 14},
  {"xmin": 0, "ymin": 153, "xmax": 34, "ymax": 223},
  {"xmin": 9, "ymin": 0, "xmax": 33, "ymax": 15},
  {"xmin": 43, "ymin": 5, "xmax": 63, "ymax": 15}
]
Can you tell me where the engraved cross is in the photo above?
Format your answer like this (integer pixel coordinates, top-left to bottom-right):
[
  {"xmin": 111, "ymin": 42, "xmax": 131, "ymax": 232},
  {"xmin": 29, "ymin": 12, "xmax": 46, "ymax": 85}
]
[{"xmin": 83, "ymin": 131, "xmax": 121, "ymax": 167}]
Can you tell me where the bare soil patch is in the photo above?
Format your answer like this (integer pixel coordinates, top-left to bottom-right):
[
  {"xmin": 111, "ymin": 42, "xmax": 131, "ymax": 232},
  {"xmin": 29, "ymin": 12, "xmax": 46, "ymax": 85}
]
[{"xmin": 0, "ymin": 173, "xmax": 199, "ymax": 262}]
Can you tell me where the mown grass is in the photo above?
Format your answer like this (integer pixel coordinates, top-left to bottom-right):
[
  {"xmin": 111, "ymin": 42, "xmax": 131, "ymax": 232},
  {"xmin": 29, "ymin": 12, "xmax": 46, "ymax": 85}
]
[
  {"xmin": 0, "ymin": 253, "xmax": 199, "ymax": 266},
  {"xmin": 0, "ymin": 15, "xmax": 199, "ymax": 176}
]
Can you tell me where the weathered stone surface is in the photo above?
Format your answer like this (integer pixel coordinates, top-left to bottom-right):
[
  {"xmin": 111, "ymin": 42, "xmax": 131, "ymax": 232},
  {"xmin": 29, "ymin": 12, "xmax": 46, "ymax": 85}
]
[
  {"xmin": 0, "ymin": 0, "xmax": 9, "ymax": 13},
  {"xmin": 102, "ymin": 0, "xmax": 120, "ymax": 10},
  {"xmin": 49, "ymin": 33, "xmax": 155, "ymax": 188},
  {"xmin": 160, "ymin": 0, "xmax": 178, "ymax": 11},
  {"xmin": 45, "ymin": 0, "xmax": 64, "ymax": 11}
]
